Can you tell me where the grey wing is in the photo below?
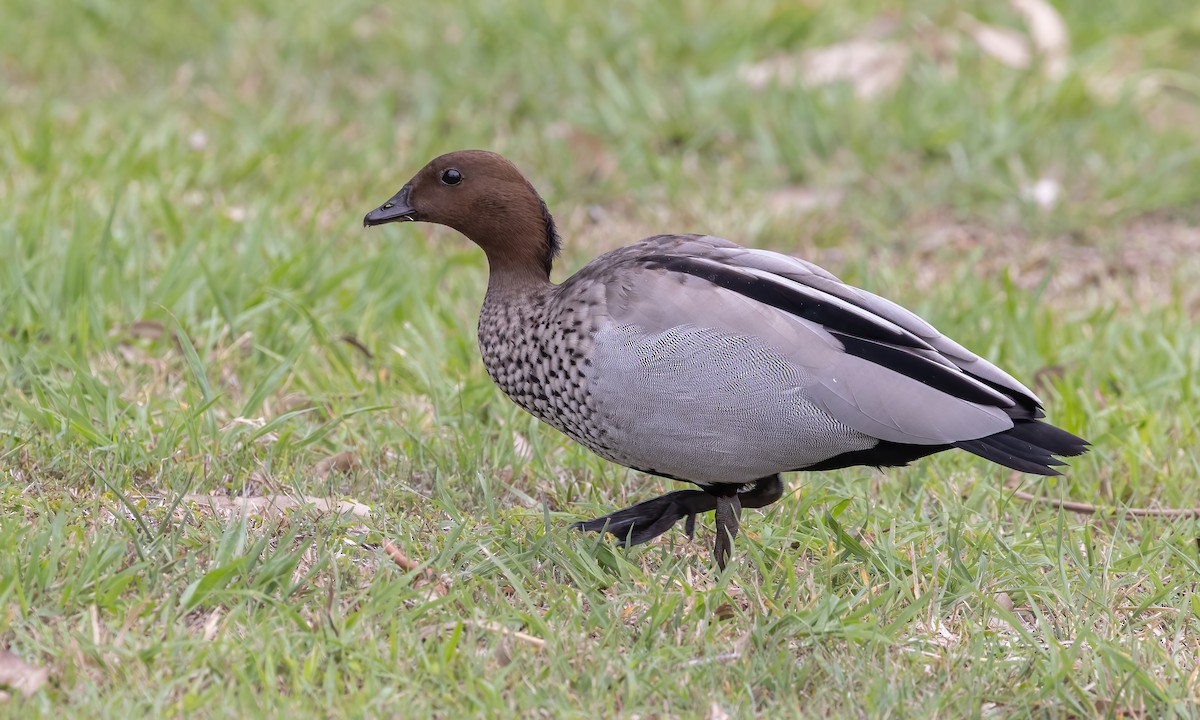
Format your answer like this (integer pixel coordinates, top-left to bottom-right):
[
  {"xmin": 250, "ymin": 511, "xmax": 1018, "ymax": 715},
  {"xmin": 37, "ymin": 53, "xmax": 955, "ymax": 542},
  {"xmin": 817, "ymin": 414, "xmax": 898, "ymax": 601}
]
[
  {"xmin": 599, "ymin": 238, "xmax": 1032, "ymax": 448},
  {"xmin": 720, "ymin": 245, "xmax": 1042, "ymax": 409}
]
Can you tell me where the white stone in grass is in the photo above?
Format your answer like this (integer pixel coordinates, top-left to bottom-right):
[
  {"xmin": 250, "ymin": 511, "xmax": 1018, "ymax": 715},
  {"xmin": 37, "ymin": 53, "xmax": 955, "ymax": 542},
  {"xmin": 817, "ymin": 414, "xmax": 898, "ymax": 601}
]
[
  {"xmin": 188, "ymin": 130, "xmax": 209, "ymax": 152},
  {"xmin": 1021, "ymin": 178, "xmax": 1061, "ymax": 209}
]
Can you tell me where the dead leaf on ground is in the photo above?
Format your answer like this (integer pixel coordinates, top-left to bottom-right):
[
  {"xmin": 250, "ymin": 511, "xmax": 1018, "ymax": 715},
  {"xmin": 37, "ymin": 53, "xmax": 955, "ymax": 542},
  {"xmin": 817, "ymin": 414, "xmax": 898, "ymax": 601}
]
[
  {"xmin": 383, "ymin": 540, "xmax": 448, "ymax": 597},
  {"xmin": 1010, "ymin": 0, "xmax": 1068, "ymax": 79},
  {"xmin": 493, "ymin": 637, "xmax": 513, "ymax": 667},
  {"xmin": 201, "ymin": 610, "xmax": 223, "ymax": 642},
  {"xmin": 741, "ymin": 2, "xmax": 1073, "ymax": 102},
  {"xmin": 314, "ymin": 451, "xmax": 359, "ymax": 478},
  {"xmin": 184, "ymin": 493, "xmax": 371, "ymax": 519},
  {"xmin": 763, "ymin": 187, "xmax": 843, "ymax": 217},
  {"xmin": 741, "ymin": 40, "xmax": 911, "ymax": 99},
  {"xmin": 707, "ymin": 701, "xmax": 731, "ymax": 720},
  {"xmin": 960, "ymin": 14, "xmax": 1031, "ymax": 69},
  {"xmin": 121, "ymin": 320, "xmax": 166, "ymax": 341},
  {"xmin": 0, "ymin": 649, "xmax": 49, "ymax": 699}
]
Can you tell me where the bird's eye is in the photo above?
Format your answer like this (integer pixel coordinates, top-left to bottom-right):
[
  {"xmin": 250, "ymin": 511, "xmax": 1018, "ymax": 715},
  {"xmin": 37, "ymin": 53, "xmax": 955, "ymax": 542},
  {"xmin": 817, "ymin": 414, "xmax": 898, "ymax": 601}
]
[{"xmin": 441, "ymin": 168, "xmax": 462, "ymax": 185}]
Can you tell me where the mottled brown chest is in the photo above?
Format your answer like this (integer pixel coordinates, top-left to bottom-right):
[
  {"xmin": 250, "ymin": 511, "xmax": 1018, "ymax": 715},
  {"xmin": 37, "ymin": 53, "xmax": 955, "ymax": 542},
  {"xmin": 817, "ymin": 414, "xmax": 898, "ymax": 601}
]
[{"xmin": 476, "ymin": 292, "xmax": 607, "ymax": 449}]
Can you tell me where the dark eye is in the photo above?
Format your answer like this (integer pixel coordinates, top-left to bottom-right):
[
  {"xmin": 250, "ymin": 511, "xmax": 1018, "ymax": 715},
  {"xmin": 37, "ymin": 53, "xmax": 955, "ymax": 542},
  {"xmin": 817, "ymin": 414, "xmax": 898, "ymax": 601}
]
[{"xmin": 441, "ymin": 168, "xmax": 462, "ymax": 185}]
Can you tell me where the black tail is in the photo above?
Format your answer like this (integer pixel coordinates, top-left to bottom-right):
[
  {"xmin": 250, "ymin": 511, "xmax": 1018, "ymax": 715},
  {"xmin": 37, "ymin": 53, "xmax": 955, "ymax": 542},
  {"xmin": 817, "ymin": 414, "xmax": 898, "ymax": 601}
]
[{"xmin": 954, "ymin": 420, "xmax": 1089, "ymax": 476}]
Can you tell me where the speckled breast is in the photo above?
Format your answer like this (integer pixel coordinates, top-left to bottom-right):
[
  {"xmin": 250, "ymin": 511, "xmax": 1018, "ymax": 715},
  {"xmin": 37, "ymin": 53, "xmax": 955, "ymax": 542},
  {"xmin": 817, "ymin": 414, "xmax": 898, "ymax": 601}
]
[{"xmin": 476, "ymin": 296, "xmax": 611, "ymax": 454}]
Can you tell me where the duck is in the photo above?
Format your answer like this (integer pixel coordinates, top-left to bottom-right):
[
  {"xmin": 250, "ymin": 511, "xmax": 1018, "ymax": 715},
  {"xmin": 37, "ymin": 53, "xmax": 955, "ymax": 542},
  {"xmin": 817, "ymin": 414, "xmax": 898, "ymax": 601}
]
[{"xmin": 364, "ymin": 150, "xmax": 1089, "ymax": 569}]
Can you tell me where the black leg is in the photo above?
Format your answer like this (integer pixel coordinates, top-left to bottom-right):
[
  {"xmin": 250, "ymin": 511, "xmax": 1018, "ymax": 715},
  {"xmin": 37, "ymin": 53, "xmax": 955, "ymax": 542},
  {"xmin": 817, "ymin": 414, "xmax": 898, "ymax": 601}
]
[
  {"xmin": 711, "ymin": 475, "xmax": 781, "ymax": 568},
  {"xmin": 573, "ymin": 489, "xmax": 716, "ymax": 545},
  {"xmin": 712, "ymin": 490, "xmax": 742, "ymax": 570},
  {"xmin": 574, "ymin": 474, "xmax": 785, "ymax": 567}
]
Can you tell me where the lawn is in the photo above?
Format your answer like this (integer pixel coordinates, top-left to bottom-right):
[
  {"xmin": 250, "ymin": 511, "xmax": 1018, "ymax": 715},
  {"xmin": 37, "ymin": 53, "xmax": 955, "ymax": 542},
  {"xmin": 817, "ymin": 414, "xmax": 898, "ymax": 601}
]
[{"xmin": 3, "ymin": 0, "xmax": 1200, "ymax": 716}]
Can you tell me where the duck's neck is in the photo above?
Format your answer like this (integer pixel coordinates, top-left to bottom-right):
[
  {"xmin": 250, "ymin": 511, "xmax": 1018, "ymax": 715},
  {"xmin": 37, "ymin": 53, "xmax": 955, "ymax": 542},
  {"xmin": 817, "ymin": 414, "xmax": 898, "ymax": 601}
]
[
  {"xmin": 478, "ymin": 250, "xmax": 556, "ymax": 357},
  {"xmin": 482, "ymin": 247, "xmax": 555, "ymax": 291},
  {"xmin": 482, "ymin": 255, "xmax": 556, "ymax": 316},
  {"xmin": 470, "ymin": 185, "xmax": 561, "ymax": 300},
  {"xmin": 477, "ymin": 211, "xmax": 559, "ymax": 300}
]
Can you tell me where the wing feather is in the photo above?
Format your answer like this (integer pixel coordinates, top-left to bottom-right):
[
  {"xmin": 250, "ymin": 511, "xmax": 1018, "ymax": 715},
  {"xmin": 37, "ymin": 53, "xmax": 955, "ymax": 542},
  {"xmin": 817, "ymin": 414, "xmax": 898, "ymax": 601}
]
[
  {"xmin": 599, "ymin": 238, "xmax": 1033, "ymax": 445},
  {"xmin": 725, "ymin": 245, "xmax": 1042, "ymax": 407}
]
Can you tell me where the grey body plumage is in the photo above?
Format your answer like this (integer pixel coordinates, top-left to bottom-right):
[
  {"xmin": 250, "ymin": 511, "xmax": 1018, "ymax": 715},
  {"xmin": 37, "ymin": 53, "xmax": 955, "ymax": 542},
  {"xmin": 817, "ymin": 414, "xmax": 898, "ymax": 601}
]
[{"xmin": 476, "ymin": 234, "xmax": 1071, "ymax": 483}]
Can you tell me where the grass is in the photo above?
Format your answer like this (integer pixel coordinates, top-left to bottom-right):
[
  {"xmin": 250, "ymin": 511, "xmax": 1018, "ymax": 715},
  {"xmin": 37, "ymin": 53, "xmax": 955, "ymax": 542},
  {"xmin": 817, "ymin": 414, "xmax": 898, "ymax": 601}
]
[{"xmin": 3, "ymin": 0, "xmax": 1200, "ymax": 716}]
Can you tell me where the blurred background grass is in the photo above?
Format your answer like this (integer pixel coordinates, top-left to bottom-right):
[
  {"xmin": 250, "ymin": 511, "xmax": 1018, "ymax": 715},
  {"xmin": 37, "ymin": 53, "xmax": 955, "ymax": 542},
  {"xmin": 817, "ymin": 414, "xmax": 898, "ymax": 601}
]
[{"xmin": 3, "ymin": 0, "xmax": 1200, "ymax": 716}]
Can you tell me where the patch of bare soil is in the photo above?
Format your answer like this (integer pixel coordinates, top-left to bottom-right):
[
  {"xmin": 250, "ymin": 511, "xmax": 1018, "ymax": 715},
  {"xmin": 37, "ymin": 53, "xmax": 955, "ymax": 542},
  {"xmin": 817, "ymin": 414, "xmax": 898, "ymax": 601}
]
[{"xmin": 896, "ymin": 214, "xmax": 1200, "ymax": 311}]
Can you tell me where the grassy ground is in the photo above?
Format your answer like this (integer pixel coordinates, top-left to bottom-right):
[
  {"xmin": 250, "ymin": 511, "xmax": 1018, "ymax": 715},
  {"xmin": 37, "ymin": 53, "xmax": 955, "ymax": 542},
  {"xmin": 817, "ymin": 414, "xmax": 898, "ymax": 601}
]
[{"xmin": 3, "ymin": 0, "xmax": 1200, "ymax": 716}]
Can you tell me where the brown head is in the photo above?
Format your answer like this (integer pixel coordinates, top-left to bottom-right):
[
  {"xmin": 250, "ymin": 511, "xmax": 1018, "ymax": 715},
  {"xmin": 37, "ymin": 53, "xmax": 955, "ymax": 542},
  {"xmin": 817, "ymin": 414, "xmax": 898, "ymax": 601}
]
[{"xmin": 364, "ymin": 150, "xmax": 561, "ymax": 285}]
